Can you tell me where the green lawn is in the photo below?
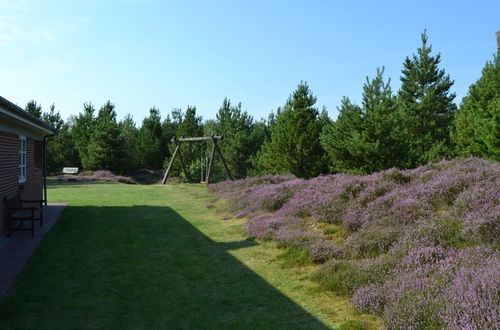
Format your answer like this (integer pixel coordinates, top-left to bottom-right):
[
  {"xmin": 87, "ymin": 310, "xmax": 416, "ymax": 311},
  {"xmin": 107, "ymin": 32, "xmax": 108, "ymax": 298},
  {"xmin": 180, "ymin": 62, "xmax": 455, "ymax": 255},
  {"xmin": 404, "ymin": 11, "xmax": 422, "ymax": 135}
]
[{"xmin": 0, "ymin": 181, "xmax": 381, "ymax": 329}]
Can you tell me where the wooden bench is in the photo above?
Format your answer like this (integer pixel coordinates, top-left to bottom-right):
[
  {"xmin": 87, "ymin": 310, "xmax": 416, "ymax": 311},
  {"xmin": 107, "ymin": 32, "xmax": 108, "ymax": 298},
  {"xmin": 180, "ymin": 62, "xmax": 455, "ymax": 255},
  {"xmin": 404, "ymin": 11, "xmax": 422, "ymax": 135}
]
[
  {"xmin": 4, "ymin": 193, "xmax": 43, "ymax": 237},
  {"xmin": 62, "ymin": 167, "xmax": 79, "ymax": 174}
]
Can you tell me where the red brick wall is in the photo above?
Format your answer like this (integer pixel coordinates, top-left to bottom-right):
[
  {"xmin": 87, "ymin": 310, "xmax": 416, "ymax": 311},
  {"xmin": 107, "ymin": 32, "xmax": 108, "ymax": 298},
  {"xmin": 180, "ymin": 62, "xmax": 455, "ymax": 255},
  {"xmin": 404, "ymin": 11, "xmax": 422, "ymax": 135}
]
[
  {"xmin": 23, "ymin": 137, "xmax": 44, "ymax": 201},
  {"xmin": 0, "ymin": 131, "xmax": 43, "ymax": 236}
]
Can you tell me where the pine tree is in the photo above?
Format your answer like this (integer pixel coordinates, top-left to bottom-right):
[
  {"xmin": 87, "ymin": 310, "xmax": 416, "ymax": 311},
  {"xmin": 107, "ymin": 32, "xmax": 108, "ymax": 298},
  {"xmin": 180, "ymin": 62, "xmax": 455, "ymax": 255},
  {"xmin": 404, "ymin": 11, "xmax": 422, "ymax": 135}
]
[
  {"xmin": 396, "ymin": 31, "xmax": 457, "ymax": 166},
  {"xmin": 215, "ymin": 98, "xmax": 257, "ymax": 178},
  {"xmin": 136, "ymin": 107, "xmax": 164, "ymax": 169},
  {"xmin": 25, "ymin": 100, "xmax": 42, "ymax": 119},
  {"xmin": 72, "ymin": 103, "xmax": 96, "ymax": 170},
  {"xmin": 42, "ymin": 104, "xmax": 63, "ymax": 131},
  {"xmin": 175, "ymin": 106, "xmax": 203, "ymax": 180},
  {"xmin": 85, "ymin": 101, "xmax": 123, "ymax": 171},
  {"xmin": 160, "ymin": 109, "xmax": 184, "ymax": 175},
  {"xmin": 46, "ymin": 122, "xmax": 80, "ymax": 173},
  {"xmin": 119, "ymin": 114, "xmax": 139, "ymax": 171},
  {"xmin": 258, "ymin": 82, "xmax": 327, "ymax": 178},
  {"xmin": 361, "ymin": 67, "xmax": 402, "ymax": 171},
  {"xmin": 321, "ymin": 69, "xmax": 401, "ymax": 174},
  {"xmin": 320, "ymin": 97, "xmax": 365, "ymax": 173},
  {"xmin": 452, "ymin": 54, "xmax": 500, "ymax": 160},
  {"xmin": 177, "ymin": 106, "xmax": 203, "ymax": 139},
  {"xmin": 41, "ymin": 104, "xmax": 79, "ymax": 172},
  {"xmin": 248, "ymin": 117, "xmax": 273, "ymax": 176},
  {"xmin": 161, "ymin": 113, "xmax": 178, "ymax": 162}
]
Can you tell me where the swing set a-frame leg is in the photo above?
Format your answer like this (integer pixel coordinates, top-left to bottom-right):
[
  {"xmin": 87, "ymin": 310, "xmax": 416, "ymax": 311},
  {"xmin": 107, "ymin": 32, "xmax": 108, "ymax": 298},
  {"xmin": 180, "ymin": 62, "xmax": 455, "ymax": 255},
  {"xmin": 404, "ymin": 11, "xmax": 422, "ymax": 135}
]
[
  {"xmin": 214, "ymin": 140, "xmax": 233, "ymax": 181},
  {"xmin": 177, "ymin": 148, "xmax": 190, "ymax": 181},
  {"xmin": 205, "ymin": 142, "xmax": 216, "ymax": 184},
  {"xmin": 162, "ymin": 143, "xmax": 180, "ymax": 184},
  {"xmin": 162, "ymin": 142, "xmax": 191, "ymax": 184}
]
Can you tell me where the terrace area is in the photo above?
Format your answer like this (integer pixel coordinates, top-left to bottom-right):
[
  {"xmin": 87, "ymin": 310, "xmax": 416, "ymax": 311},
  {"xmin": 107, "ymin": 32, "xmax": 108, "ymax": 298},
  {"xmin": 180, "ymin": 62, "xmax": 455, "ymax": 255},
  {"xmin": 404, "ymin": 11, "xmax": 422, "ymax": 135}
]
[{"xmin": 0, "ymin": 203, "xmax": 66, "ymax": 298}]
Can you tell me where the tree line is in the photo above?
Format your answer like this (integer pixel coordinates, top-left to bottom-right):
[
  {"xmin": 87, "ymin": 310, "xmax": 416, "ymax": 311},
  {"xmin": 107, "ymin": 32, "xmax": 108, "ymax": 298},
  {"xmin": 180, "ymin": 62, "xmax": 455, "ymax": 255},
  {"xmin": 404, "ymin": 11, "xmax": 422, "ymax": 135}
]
[{"xmin": 29, "ymin": 31, "xmax": 499, "ymax": 180}]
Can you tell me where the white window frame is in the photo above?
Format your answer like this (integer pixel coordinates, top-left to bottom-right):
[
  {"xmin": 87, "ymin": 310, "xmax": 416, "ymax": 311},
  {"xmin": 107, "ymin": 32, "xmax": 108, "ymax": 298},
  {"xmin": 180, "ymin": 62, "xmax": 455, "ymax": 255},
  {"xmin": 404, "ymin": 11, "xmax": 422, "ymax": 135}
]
[{"xmin": 19, "ymin": 135, "xmax": 27, "ymax": 183}]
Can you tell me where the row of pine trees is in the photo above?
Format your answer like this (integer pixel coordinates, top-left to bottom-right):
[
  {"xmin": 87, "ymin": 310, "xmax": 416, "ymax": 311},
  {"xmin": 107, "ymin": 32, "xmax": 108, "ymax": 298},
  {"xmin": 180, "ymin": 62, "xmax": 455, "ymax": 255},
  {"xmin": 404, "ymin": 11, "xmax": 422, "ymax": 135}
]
[
  {"xmin": 32, "ymin": 98, "xmax": 268, "ymax": 180},
  {"xmin": 29, "ymin": 32, "xmax": 499, "ymax": 180}
]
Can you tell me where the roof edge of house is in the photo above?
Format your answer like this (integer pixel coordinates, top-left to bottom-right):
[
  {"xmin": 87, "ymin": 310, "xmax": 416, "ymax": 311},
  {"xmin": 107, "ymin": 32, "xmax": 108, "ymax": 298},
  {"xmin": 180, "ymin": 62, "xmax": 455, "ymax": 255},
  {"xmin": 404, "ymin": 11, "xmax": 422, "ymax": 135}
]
[{"xmin": 0, "ymin": 96, "xmax": 56, "ymax": 134}]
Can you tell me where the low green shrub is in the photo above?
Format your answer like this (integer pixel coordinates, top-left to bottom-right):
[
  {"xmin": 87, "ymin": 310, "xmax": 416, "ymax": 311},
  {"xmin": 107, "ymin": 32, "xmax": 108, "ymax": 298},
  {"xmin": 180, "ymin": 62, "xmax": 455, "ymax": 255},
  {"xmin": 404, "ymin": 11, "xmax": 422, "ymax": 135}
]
[
  {"xmin": 336, "ymin": 320, "xmax": 366, "ymax": 330},
  {"xmin": 278, "ymin": 247, "xmax": 311, "ymax": 268}
]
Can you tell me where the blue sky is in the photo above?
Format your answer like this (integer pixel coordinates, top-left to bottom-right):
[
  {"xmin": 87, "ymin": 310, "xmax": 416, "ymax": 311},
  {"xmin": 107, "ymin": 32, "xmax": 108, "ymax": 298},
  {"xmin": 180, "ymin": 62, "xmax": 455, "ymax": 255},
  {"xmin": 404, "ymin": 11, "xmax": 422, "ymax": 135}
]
[{"xmin": 0, "ymin": 0, "xmax": 498, "ymax": 123}]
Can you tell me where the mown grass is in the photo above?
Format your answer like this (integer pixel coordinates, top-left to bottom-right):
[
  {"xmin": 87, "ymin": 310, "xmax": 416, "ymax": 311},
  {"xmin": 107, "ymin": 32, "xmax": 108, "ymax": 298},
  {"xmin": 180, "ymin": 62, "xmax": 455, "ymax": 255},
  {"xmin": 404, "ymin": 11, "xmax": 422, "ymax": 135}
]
[{"xmin": 0, "ymin": 181, "xmax": 381, "ymax": 329}]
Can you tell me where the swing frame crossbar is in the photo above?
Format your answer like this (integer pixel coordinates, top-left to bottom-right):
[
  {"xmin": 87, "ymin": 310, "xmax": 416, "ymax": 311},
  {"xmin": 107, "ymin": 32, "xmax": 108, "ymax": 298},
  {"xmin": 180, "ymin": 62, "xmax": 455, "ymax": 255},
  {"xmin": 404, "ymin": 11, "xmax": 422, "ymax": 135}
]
[{"xmin": 161, "ymin": 135, "xmax": 233, "ymax": 185}]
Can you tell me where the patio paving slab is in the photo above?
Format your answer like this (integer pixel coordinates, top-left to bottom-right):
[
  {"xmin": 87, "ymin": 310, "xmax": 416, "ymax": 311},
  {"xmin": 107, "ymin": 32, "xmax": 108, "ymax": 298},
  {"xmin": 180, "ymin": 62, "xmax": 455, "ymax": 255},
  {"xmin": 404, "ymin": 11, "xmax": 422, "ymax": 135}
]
[{"xmin": 0, "ymin": 203, "xmax": 66, "ymax": 299}]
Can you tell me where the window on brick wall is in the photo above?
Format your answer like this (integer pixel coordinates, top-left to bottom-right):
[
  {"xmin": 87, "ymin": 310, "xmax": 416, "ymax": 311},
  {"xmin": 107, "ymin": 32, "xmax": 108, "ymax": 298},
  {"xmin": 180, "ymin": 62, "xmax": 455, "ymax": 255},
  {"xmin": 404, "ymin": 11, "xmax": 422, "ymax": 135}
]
[
  {"xmin": 34, "ymin": 140, "xmax": 42, "ymax": 169},
  {"xmin": 19, "ymin": 135, "xmax": 27, "ymax": 183}
]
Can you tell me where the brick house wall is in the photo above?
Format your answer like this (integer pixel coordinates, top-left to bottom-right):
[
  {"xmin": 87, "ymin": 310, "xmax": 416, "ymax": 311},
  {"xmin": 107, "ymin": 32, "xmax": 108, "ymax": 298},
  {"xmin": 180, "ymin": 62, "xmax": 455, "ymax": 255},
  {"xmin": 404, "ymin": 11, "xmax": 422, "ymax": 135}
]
[
  {"xmin": 0, "ymin": 131, "xmax": 18, "ymax": 236},
  {"xmin": 0, "ymin": 131, "xmax": 44, "ymax": 236},
  {"xmin": 24, "ymin": 138, "xmax": 44, "ymax": 201},
  {"xmin": 0, "ymin": 95, "xmax": 54, "ymax": 238}
]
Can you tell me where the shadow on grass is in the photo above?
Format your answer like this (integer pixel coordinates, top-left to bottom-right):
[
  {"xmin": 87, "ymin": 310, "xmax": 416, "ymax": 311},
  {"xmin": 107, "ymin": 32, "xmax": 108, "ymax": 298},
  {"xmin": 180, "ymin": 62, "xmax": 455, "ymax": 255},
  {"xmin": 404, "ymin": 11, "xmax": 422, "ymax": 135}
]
[{"xmin": 0, "ymin": 205, "xmax": 328, "ymax": 329}]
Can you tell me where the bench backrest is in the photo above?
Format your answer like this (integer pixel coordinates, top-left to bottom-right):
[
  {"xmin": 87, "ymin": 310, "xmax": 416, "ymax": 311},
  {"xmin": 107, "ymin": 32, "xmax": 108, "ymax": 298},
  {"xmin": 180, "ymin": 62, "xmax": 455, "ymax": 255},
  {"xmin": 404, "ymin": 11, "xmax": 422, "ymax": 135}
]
[
  {"xmin": 5, "ymin": 193, "xmax": 21, "ymax": 209},
  {"xmin": 62, "ymin": 167, "xmax": 79, "ymax": 174}
]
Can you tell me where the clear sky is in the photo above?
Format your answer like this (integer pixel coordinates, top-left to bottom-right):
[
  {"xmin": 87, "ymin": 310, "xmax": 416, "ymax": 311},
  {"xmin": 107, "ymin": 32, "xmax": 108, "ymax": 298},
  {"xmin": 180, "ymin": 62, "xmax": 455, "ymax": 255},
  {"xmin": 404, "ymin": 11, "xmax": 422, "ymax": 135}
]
[{"xmin": 1, "ymin": 0, "xmax": 498, "ymax": 123}]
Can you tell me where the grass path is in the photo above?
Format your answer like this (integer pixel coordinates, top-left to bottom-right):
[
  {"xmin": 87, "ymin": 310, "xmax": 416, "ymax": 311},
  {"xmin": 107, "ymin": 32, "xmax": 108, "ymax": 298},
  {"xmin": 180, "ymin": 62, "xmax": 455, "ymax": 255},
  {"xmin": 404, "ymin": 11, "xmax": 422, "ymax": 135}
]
[{"xmin": 0, "ymin": 182, "xmax": 381, "ymax": 329}]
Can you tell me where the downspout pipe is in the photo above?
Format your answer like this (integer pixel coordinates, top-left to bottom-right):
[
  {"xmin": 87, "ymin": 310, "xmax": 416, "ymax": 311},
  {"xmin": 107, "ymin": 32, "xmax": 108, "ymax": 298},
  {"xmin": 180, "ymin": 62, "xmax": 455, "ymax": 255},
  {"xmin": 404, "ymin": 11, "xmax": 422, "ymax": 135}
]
[{"xmin": 43, "ymin": 134, "xmax": 55, "ymax": 206}]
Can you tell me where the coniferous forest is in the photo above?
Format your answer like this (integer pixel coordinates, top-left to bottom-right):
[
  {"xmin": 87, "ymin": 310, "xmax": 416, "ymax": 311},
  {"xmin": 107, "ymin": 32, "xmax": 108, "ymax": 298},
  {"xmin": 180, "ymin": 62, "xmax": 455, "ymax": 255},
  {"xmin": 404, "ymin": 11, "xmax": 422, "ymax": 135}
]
[{"xmin": 30, "ymin": 32, "xmax": 499, "ymax": 181}]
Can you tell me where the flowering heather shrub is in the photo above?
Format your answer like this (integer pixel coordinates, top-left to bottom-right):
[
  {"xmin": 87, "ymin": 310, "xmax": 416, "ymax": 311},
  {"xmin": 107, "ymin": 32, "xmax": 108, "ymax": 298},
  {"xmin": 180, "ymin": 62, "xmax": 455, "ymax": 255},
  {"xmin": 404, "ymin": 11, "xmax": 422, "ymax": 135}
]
[
  {"xmin": 315, "ymin": 255, "xmax": 396, "ymax": 295},
  {"xmin": 210, "ymin": 175, "xmax": 302, "ymax": 217},
  {"xmin": 280, "ymin": 174, "xmax": 362, "ymax": 223},
  {"xmin": 210, "ymin": 158, "xmax": 500, "ymax": 329},
  {"xmin": 248, "ymin": 179, "xmax": 305, "ymax": 213},
  {"xmin": 209, "ymin": 174, "xmax": 295, "ymax": 199},
  {"xmin": 388, "ymin": 217, "xmax": 468, "ymax": 261},
  {"xmin": 381, "ymin": 168, "xmax": 411, "ymax": 185},
  {"xmin": 351, "ymin": 284, "xmax": 385, "ymax": 314},
  {"xmin": 375, "ymin": 246, "xmax": 500, "ymax": 329},
  {"xmin": 357, "ymin": 182, "xmax": 394, "ymax": 207},
  {"xmin": 244, "ymin": 214, "xmax": 286, "ymax": 240},
  {"xmin": 244, "ymin": 215, "xmax": 308, "ymax": 241},
  {"xmin": 454, "ymin": 181, "xmax": 500, "ymax": 244},
  {"xmin": 89, "ymin": 170, "xmax": 138, "ymax": 184},
  {"xmin": 344, "ymin": 184, "xmax": 434, "ymax": 233},
  {"xmin": 382, "ymin": 279, "xmax": 445, "ymax": 330},
  {"xmin": 399, "ymin": 245, "xmax": 449, "ymax": 269},
  {"xmin": 275, "ymin": 226, "xmax": 318, "ymax": 248},
  {"xmin": 244, "ymin": 174, "xmax": 298, "ymax": 186},
  {"xmin": 344, "ymin": 225, "xmax": 404, "ymax": 257},
  {"xmin": 57, "ymin": 170, "xmax": 137, "ymax": 184},
  {"xmin": 378, "ymin": 258, "xmax": 447, "ymax": 328},
  {"xmin": 307, "ymin": 240, "xmax": 346, "ymax": 264},
  {"xmin": 342, "ymin": 157, "xmax": 500, "ymax": 258},
  {"xmin": 441, "ymin": 255, "xmax": 500, "ymax": 329},
  {"xmin": 377, "ymin": 247, "xmax": 451, "ymax": 328}
]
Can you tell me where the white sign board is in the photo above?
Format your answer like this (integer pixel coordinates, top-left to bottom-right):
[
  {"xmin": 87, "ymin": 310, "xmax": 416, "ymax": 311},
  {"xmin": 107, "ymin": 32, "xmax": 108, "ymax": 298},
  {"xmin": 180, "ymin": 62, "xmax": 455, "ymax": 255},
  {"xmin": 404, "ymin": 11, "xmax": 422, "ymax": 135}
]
[{"xmin": 62, "ymin": 167, "xmax": 79, "ymax": 174}]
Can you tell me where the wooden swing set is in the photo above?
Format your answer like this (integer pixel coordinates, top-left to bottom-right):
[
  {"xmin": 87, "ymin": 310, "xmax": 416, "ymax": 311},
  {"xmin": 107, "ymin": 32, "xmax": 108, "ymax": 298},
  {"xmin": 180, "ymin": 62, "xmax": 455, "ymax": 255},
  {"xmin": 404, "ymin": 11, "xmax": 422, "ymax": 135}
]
[{"xmin": 161, "ymin": 135, "xmax": 233, "ymax": 184}]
